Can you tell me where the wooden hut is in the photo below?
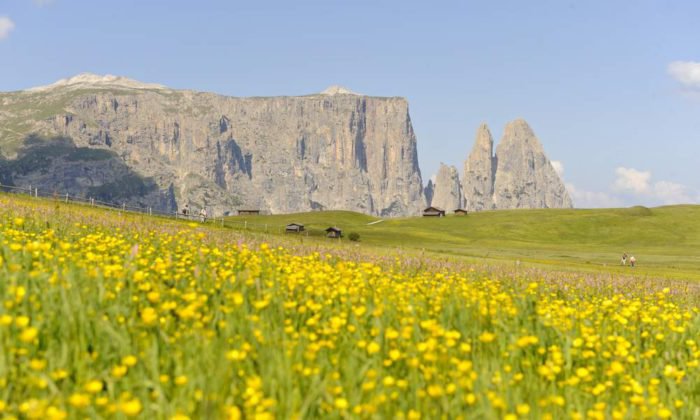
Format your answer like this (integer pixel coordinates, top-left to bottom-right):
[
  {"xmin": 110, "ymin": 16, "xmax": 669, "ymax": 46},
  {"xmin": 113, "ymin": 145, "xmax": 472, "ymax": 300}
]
[
  {"xmin": 325, "ymin": 227, "xmax": 342, "ymax": 238},
  {"xmin": 422, "ymin": 206, "xmax": 445, "ymax": 217},
  {"xmin": 285, "ymin": 223, "xmax": 305, "ymax": 233},
  {"xmin": 238, "ymin": 209, "xmax": 261, "ymax": 216},
  {"xmin": 453, "ymin": 209, "xmax": 469, "ymax": 216}
]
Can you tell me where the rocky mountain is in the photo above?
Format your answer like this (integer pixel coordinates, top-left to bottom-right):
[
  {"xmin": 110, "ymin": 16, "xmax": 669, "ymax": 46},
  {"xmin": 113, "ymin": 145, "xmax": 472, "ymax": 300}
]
[
  {"xmin": 492, "ymin": 120, "xmax": 572, "ymax": 209},
  {"xmin": 0, "ymin": 74, "xmax": 425, "ymax": 216},
  {"xmin": 1, "ymin": 74, "xmax": 572, "ymax": 216},
  {"xmin": 462, "ymin": 124, "xmax": 495, "ymax": 211},
  {"xmin": 461, "ymin": 119, "xmax": 572, "ymax": 211},
  {"xmin": 429, "ymin": 163, "xmax": 463, "ymax": 212}
]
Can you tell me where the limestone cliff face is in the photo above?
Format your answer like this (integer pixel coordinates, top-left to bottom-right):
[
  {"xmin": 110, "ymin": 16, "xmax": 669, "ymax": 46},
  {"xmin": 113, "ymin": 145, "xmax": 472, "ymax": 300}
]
[
  {"xmin": 430, "ymin": 163, "xmax": 463, "ymax": 212},
  {"xmin": 492, "ymin": 119, "xmax": 572, "ymax": 209},
  {"xmin": 0, "ymin": 75, "xmax": 572, "ymax": 215},
  {"xmin": 462, "ymin": 123, "xmax": 495, "ymax": 211},
  {"xmin": 461, "ymin": 119, "xmax": 572, "ymax": 211},
  {"xmin": 0, "ymin": 75, "xmax": 425, "ymax": 216}
]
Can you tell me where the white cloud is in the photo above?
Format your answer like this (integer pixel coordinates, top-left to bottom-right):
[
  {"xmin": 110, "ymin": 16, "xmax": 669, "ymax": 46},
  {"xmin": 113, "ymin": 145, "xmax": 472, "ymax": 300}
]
[
  {"xmin": 668, "ymin": 61, "xmax": 700, "ymax": 89},
  {"xmin": 562, "ymin": 164, "xmax": 697, "ymax": 208},
  {"xmin": 650, "ymin": 181, "xmax": 692, "ymax": 205},
  {"xmin": 613, "ymin": 167, "xmax": 651, "ymax": 194},
  {"xmin": 0, "ymin": 16, "xmax": 15, "ymax": 41},
  {"xmin": 613, "ymin": 166, "xmax": 694, "ymax": 205},
  {"xmin": 566, "ymin": 183, "xmax": 622, "ymax": 208},
  {"xmin": 550, "ymin": 160, "xmax": 564, "ymax": 177}
]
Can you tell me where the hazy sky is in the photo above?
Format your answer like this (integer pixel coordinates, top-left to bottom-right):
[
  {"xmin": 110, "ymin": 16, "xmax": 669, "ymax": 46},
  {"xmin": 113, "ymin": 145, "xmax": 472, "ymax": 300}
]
[{"xmin": 2, "ymin": 0, "xmax": 700, "ymax": 208}]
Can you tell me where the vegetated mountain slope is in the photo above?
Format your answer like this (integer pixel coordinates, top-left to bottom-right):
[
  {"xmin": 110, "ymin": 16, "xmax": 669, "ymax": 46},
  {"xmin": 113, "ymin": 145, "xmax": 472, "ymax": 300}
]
[
  {"xmin": 230, "ymin": 205, "xmax": 700, "ymax": 276},
  {"xmin": 399, "ymin": 207, "xmax": 696, "ymax": 253}
]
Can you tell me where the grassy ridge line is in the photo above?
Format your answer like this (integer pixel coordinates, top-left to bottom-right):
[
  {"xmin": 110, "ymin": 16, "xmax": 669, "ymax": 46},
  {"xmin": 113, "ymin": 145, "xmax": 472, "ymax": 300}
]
[
  {"xmin": 225, "ymin": 206, "xmax": 700, "ymax": 280},
  {"xmin": 2, "ymin": 191, "xmax": 699, "ymax": 285}
]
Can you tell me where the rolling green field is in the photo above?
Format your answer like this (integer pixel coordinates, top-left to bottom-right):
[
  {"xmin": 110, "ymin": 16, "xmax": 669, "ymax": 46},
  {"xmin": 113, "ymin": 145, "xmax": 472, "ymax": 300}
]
[
  {"xmin": 2, "ymin": 192, "xmax": 700, "ymax": 418},
  {"xmin": 226, "ymin": 206, "xmax": 700, "ymax": 280}
]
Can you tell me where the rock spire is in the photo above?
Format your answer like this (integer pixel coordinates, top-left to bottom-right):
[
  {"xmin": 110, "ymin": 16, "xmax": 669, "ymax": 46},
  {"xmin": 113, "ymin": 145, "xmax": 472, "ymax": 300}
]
[
  {"xmin": 461, "ymin": 119, "xmax": 572, "ymax": 211},
  {"xmin": 462, "ymin": 123, "xmax": 495, "ymax": 211},
  {"xmin": 430, "ymin": 163, "xmax": 463, "ymax": 212},
  {"xmin": 492, "ymin": 119, "xmax": 572, "ymax": 209}
]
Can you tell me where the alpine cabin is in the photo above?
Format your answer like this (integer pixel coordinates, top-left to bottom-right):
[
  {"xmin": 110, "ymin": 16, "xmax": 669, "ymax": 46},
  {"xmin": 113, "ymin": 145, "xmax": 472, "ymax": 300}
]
[
  {"xmin": 285, "ymin": 223, "xmax": 305, "ymax": 233},
  {"xmin": 422, "ymin": 206, "xmax": 446, "ymax": 217}
]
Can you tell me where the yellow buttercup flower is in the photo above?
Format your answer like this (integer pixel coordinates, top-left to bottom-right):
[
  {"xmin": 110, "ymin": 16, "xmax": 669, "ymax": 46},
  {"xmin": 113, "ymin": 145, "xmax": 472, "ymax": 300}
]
[
  {"xmin": 334, "ymin": 398, "xmax": 349, "ymax": 410},
  {"xmin": 68, "ymin": 393, "xmax": 90, "ymax": 408},
  {"xmin": 112, "ymin": 365, "xmax": 128, "ymax": 378},
  {"xmin": 120, "ymin": 398, "xmax": 142, "ymax": 416},
  {"xmin": 122, "ymin": 355, "xmax": 138, "ymax": 367},
  {"xmin": 20, "ymin": 327, "xmax": 38, "ymax": 343},
  {"xmin": 84, "ymin": 380, "xmax": 103, "ymax": 394},
  {"xmin": 141, "ymin": 307, "xmax": 158, "ymax": 325}
]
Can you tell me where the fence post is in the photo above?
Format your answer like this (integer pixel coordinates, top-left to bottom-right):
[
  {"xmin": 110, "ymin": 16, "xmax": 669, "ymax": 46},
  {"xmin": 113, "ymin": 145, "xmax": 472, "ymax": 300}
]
[
  {"xmin": 65, "ymin": 193, "xmax": 69, "ymax": 203},
  {"xmin": 28, "ymin": 184, "xmax": 32, "ymax": 196},
  {"xmin": 35, "ymin": 188, "xmax": 38, "ymax": 197},
  {"xmin": 244, "ymin": 221, "xmax": 247, "ymax": 230},
  {"xmin": 221, "ymin": 217, "xmax": 224, "ymax": 227},
  {"xmin": 149, "ymin": 207, "xmax": 152, "ymax": 216},
  {"xmin": 122, "ymin": 203, "xmax": 126, "ymax": 212}
]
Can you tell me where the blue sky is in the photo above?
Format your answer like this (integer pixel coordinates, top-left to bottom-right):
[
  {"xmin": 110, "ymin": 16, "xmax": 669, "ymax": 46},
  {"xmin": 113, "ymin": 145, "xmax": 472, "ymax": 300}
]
[{"xmin": 2, "ymin": 0, "xmax": 700, "ymax": 207}]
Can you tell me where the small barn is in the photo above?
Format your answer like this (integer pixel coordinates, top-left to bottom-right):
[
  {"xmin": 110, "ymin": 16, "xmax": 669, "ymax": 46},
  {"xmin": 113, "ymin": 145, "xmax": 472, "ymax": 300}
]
[
  {"xmin": 238, "ymin": 209, "xmax": 261, "ymax": 216},
  {"xmin": 325, "ymin": 227, "xmax": 342, "ymax": 238},
  {"xmin": 454, "ymin": 209, "xmax": 469, "ymax": 216},
  {"xmin": 285, "ymin": 223, "xmax": 305, "ymax": 233},
  {"xmin": 422, "ymin": 206, "xmax": 446, "ymax": 217}
]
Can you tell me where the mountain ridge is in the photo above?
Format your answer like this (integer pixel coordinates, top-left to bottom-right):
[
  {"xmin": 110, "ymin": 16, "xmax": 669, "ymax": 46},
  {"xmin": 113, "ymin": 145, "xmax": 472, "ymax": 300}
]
[
  {"xmin": 1, "ymin": 74, "xmax": 425, "ymax": 216},
  {"xmin": 2, "ymin": 73, "xmax": 571, "ymax": 216}
]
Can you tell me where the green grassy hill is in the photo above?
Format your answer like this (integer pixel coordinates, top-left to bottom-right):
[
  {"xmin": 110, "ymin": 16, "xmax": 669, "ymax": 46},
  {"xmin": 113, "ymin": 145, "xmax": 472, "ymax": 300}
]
[
  {"xmin": 226, "ymin": 206, "xmax": 700, "ymax": 279},
  {"xmin": 3, "ymin": 190, "xmax": 698, "ymax": 280}
]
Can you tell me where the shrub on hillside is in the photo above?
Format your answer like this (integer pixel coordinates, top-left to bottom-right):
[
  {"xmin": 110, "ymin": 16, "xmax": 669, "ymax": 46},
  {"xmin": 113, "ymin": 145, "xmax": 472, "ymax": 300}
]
[{"xmin": 348, "ymin": 232, "xmax": 360, "ymax": 242}]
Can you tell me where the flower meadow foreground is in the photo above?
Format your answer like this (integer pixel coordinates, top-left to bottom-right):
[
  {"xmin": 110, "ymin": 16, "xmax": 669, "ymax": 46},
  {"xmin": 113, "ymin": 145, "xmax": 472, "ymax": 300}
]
[{"xmin": 1, "ymin": 201, "xmax": 700, "ymax": 419}]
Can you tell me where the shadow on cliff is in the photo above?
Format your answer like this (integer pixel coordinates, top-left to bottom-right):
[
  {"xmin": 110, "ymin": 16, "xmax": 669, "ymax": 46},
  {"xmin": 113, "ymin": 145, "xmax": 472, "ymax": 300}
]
[{"xmin": 0, "ymin": 135, "xmax": 176, "ymax": 212}]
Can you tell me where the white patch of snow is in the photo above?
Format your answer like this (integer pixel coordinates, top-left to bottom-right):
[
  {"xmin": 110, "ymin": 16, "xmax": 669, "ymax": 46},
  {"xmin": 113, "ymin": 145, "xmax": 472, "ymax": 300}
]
[
  {"xmin": 320, "ymin": 85, "xmax": 359, "ymax": 95},
  {"xmin": 26, "ymin": 73, "xmax": 167, "ymax": 92}
]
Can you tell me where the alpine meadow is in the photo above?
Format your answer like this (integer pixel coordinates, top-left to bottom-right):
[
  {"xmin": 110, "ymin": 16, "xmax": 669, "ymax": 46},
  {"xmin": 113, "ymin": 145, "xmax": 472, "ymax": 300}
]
[
  {"xmin": 1, "ymin": 194, "xmax": 700, "ymax": 419},
  {"xmin": 3, "ymin": 1, "xmax": 700, "ymax": 419}
]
